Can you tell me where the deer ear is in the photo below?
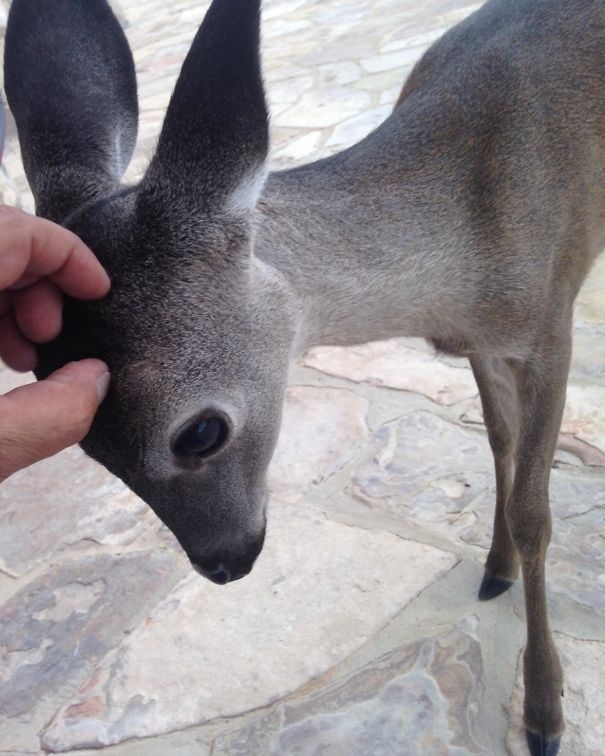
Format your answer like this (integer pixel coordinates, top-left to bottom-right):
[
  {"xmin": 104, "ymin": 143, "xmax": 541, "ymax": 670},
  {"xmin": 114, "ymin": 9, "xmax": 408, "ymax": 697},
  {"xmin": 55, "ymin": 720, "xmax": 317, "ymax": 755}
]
[
  {"xmin": 4, "ymin": 0, "xmax": 138, "ymax": 223},
  {"xmin": 138, "ymin": 0, "xmax": 269, "ymax": 218}
]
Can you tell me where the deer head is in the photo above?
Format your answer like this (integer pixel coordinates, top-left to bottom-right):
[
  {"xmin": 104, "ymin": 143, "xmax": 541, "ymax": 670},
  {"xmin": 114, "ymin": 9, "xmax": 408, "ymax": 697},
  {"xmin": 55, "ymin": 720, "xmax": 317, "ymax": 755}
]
[{"xmin": 4, "ymin": 0, "xmax": 299, "ymax": 583}]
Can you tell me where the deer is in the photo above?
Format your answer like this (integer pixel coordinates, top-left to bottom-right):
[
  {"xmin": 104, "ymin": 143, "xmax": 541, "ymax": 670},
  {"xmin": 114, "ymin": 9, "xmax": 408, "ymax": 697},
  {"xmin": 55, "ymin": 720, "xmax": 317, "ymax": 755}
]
[{"xmin": 3, "ymin": 0, "xmax": 604, "ymax": 753}]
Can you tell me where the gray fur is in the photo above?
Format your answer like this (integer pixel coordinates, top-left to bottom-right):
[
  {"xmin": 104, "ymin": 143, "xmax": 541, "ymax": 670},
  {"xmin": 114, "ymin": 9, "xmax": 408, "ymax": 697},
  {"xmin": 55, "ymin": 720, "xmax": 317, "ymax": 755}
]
[{"xmin": 4, "ymin": 0, "xmax": 605, "ymax": 752}]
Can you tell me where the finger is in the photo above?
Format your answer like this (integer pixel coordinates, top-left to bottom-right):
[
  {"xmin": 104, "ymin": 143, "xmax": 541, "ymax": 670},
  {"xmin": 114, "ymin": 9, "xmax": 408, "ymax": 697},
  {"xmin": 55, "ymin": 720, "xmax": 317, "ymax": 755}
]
[
  {"xmin": 8, "ymin": 271, "xmax": 40, "ymax": 290},
  {"xmin": 0, "ymin": 359, "xmax": 110, "ymax": 480},
  {"xmin": 0, "ymin": 311, "xmax": 38, "ymax": 371},
  {"xmin": 0, "ymin": 291, "xmax": 11, "ymax": 318},
  {"xmin": 12, "ymin": 279, "xmax": 63, "ymax": 343},
  {"xmin": 0, "ymin": 205, "xmax": 110, "ymax": 299}
]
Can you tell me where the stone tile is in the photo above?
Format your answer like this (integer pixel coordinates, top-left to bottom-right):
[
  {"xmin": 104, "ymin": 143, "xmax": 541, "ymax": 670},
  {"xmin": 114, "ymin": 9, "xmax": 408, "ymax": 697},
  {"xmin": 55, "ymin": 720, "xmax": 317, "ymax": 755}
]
[
  {"xmin": 276, "ymin": 88, "xmax": 372, "ymax": 129},
  {"xmin": 570, "ymin": 327, "xmax": 605, "ymax": 381},
  {"xmin": 460, "ymin": 392, "xmax": 605, "ymax": 467},
  {"xmin": 353, "ymin": 69, "xmax": 411, "ymax": 94},
  {"xmin": 361, "ymin": 45, "xmax": 428, "ymax": 74},
  {"xmin": 350, "ymin": 410, "xmax": 605, "ymax": 615},
  {"xmin": 316, "ymin": 61, "xmax": 362, "ymax": 88},
  {"xmin": 351, "ymin": 410, "xmax": 494, "ymax": 549},
  {"xmin": 556, "ymin": 433, "xmax": 605, "ymax": 467},
  {"xmin": 269, "ymin": 385, "xmax": 370, "ymax": 504},
  {"xmin": 303, "ymin": 340, "xmax": 478, "ymax": 406},
  {"xmin": 380, "ymin": 27, "xmax": 447, "ymax": 53},
  {"xmin": 461, "ymin": 386, "xmax": 605, "ymax": 467},
  {"xmin": 213, "ymin": 617, "xmax": 486, "ymax": 755},
  {"xmin": 0, "ymin": 446, "xmax": 150, "ymax": 576},
  {"xmin": 64, "ymin": 731, "xmax": 213, "ymax": 756},
  {"xmin": 267, "ymin": 74, "xmax": 315, "ymax": 108},
  {"xmin": 380, "ymin": 85, "xmax": 404, "ymax": 105},
  {"xmin": 263, "ymin": 0, "xmax": 308, "ymax": 21},
  {"xmin": 506, "ymin": 633, "xmax": 605, "ymax": 756},
  {"xmin": 546, "ymin": 471, "xmax": 605, "ymax": 616},
  {"xmin": 263, "ymin": 18, "xmax": 313, "ymax": 41},
  {"xmin": 561, "ymin": 384, "xmax": 605, "ymax": 456},
  {"xmin": 575, "ymin": 256, "xmax": 605, "ymax": 325},
  {"xmin": 0, "ymin": 365, "xmax": 32, "ymax": 393},
  {"xmin": 324, "ymin": 105, "xmax": 393, "ymax": 149},
  {"xmin": 0, "ymin": 551, "xmax": 187, "ymax": 753},
  {"xmin": 1, "ymin": 0, "xmax": 604, "ymax": 752},
  {"xmin": 270, "ymin": 130, "xmax": 324, "ymax": 168},
  {"xmin": 41, "ymin": 505, "xmax": 457, "ymax": 750}
]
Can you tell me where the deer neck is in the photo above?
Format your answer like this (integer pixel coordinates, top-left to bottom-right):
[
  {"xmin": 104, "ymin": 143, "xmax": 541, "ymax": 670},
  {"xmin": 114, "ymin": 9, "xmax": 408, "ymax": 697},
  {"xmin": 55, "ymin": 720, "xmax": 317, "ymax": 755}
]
[{"xmin": 255, "ymin": 120, "xmax": 470, "ymax": 356}]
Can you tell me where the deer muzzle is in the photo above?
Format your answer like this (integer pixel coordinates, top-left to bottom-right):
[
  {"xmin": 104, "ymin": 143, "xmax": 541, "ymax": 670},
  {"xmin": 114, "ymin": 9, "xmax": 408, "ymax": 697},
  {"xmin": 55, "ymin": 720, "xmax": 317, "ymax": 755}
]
[{"xmin": 188, "ymin": 529, "xmax": 266, "ymax": 585}]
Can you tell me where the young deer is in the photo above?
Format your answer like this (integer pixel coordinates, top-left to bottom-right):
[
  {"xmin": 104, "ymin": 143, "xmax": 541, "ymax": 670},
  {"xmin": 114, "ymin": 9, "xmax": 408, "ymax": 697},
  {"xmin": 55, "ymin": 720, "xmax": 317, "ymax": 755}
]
[{"xmin": 4, "ymin": 0, "xmax": 604, "ymax": 752}]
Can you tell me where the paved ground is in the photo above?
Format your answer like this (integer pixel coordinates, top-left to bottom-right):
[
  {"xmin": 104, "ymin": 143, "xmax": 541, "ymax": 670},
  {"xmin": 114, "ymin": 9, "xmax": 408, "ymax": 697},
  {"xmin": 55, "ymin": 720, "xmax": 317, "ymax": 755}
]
[{"xmin": 1, "ymin": 0, "xmax": 604, "ymax": 754}]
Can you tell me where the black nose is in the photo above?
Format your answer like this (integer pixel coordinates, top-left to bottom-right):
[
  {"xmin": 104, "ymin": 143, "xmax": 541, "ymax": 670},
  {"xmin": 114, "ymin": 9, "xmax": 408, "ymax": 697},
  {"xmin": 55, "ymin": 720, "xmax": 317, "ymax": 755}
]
[
  {"xmin": 190, "ymin": 534, "xmax": 265, "ymax": 585},
  {"xmin": 191, "ymin": 559, "xmax": 237, "ymax": 585}
]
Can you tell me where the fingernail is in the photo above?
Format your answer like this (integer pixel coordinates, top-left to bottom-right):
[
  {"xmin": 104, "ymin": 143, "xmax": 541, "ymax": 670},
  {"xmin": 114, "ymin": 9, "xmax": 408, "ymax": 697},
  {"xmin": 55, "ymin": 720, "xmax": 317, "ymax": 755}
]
[{"xmin": 96, "ymin": 371, "xmax": 111, "ymax": 401}]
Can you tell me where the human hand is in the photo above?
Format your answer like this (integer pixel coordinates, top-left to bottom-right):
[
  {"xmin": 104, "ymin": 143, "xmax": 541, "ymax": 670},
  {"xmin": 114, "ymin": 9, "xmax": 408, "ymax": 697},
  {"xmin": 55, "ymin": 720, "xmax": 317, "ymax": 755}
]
[{"xmin": 0, "ymin": 205, "xmax": 111, "ymax": 480}]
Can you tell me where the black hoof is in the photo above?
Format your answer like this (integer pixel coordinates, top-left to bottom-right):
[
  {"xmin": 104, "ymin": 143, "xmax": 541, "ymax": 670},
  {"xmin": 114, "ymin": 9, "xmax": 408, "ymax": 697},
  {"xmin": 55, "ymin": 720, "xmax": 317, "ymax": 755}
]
[
  {"xmin": 526, "ymin": 730, "xmax": 562, "ymax": 756},
  {"xmin": 478, "ymin": 571, "xmax": 514, "ymax": 601}
]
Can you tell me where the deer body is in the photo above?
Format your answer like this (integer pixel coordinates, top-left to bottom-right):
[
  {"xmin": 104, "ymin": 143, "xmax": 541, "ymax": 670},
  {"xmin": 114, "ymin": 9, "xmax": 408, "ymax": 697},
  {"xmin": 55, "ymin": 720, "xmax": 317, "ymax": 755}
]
[
  {"xmin": 4, "ymin": 0, "xmax": 605, "ymax": 754},
  {"xmin": 258, "ymin": 13, "xmax": 605, "ymax": 356}
]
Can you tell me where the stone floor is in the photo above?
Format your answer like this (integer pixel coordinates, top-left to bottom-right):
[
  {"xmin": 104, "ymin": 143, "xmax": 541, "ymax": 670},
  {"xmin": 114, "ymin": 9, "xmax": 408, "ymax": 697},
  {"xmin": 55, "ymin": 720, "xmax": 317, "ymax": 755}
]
[{"xmin": 0, "ymin": 0, "xmax": 604, "ymax": 754}]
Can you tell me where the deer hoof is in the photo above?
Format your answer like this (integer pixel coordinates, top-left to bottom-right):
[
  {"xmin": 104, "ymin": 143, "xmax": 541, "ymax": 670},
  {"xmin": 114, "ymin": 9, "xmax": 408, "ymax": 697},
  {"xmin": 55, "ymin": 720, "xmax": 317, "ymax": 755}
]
[
  {"xmin": 525, "ymin": 729, "xmax": 561, "ymax": 756},
  {"xmin": 477, "ymin": 571, "xmax": 514, "ymax": 601}
]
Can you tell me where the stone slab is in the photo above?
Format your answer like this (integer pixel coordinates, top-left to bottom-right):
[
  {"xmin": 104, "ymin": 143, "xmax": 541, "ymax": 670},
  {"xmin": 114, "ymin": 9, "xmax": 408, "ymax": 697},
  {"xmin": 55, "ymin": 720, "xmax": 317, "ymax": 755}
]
[
  {"xmin": 213, "ymin": 617, "xmax": 486, "ymax": 756},
  {"xmin": 269, "ymin": 385, "xmax": 370, "ymax": 503},
  {"xmin": 506, "ymin": 633, "xmax": 605, "ymax": 756},
  {"xmin": 0, "ymin": 447, "xmax": 151, "ymax": 577},
  {"xmin": 0, "ymin": 551, "xmax": 187, "ymax": 753},
  {"xmin": 1, "ymin": 0, "xmax": 604, "ymax": 753},
  {"xmin": 350, "ymin": 410, "xmax": 494, "ymax": 549},
  {"xmin": 562, "ymin": 384, "xmax": 605, "ymax": 456},
  {"xmin": 351, "ymin": 411, "xmax": 605, "ymax": 615},
  {"xmin": 303, "ymin": 340, "xmax": 478, "ymax": 406},
  {"xmin": 41, "ymin": 505, "xmax": 457, "ymax": 751}
]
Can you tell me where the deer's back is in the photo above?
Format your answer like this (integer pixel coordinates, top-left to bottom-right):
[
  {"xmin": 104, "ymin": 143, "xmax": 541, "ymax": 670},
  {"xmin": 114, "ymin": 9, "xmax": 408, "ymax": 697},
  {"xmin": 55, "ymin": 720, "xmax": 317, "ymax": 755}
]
[
  {"xmin": 262, "ymin": 0, "xmax": 605, "ymax": 351},
  {"xmin": 393, "ymin": 0, "xmax": 605, "ymax": 266}
]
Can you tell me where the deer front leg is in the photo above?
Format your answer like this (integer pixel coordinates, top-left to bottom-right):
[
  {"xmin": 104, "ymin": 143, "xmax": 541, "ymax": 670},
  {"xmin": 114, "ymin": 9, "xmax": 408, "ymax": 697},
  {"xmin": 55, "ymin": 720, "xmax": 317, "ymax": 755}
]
[
  {"xmin": 470, "ymin": 355, "xmax": 520, "ymax": 600},
  {"xmin": 506, "ymin": 333, "xmax": 571, "ymax": 756}
]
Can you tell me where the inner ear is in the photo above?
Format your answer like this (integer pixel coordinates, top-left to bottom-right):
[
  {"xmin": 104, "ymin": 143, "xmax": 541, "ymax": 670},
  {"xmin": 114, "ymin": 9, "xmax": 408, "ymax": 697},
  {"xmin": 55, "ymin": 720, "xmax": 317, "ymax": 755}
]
[
  {"xmin": 224, "ymin": 164, "xmax": 268, "ymax": 218},
  {"xmin": 138, "ymin": 0, "xmax": 268, "ymax": 217},
  {"xmin": 4, "ymin": 0, "xmax": 138, "ymax": 223}
]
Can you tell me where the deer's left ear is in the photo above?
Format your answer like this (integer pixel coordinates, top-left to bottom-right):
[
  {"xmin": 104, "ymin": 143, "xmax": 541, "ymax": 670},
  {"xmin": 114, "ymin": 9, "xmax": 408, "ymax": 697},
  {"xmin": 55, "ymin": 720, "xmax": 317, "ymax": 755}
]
[
  {"xmin": 139, "ymin": 0, "xmax": 269, "ymax": 218},
  {"xmin": 4, "ymin": 0, "xmax": 138, "ymax": 223}
]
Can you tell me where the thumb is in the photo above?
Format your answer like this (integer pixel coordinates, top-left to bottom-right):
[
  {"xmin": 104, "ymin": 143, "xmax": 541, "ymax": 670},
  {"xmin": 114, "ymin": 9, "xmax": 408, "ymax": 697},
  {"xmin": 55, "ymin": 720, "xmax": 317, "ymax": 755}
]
[{"xmin": 0, "ymin": 359, "xmax": 110, "ymax": 481}]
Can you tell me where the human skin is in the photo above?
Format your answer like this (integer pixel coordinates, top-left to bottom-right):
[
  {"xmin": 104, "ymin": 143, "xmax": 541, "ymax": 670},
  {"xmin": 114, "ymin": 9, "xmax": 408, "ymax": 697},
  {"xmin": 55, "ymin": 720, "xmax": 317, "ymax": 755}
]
[{"xmin": 0, "ymin": 205, "xmax": 111, "ymax": 480}]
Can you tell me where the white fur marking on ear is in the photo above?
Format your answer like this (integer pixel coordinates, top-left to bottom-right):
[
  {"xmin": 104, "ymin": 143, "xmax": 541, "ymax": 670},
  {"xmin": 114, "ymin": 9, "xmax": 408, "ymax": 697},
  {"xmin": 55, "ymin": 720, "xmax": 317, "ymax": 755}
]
[
  {"xmin": 113, "ymin": 126, "xmax": 124, "ymax": 178},
  {"xmin": 224, "ymin": 165, "xmax": 268, "ymax": 218}
]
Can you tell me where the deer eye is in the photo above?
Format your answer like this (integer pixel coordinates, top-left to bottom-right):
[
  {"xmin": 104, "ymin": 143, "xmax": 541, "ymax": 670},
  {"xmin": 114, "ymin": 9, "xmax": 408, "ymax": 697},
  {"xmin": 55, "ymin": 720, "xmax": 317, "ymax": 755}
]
[{"xmin": 172, "ymin": 416, "xmax": 229, "ymax": 459}]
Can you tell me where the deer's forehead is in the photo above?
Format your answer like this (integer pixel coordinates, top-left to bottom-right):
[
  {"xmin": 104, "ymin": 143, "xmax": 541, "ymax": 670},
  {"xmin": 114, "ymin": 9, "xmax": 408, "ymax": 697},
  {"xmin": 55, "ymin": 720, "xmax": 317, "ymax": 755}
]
[{"xmin": 69, "ymin": 190, "xmax": 250, "ymax": 272}]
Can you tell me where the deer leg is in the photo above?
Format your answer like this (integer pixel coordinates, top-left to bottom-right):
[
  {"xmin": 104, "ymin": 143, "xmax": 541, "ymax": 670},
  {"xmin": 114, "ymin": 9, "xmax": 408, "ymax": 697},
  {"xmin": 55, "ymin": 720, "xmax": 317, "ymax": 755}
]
[
  {"xmin": 505, "ymin": 331, "xmax": 571, "ymax": 756},
  {"xmin": 470, "ymin": 355, "xmax": 520, "ymax": 600}
]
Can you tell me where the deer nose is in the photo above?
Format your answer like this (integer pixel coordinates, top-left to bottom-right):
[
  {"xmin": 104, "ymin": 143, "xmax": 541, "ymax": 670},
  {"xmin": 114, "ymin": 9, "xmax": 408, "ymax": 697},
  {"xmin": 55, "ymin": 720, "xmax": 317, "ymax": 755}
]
[
  {"xmin": 191, "ymin": 559, "xmax": 235, "ymax": 584},
  {"xmin": 191, "ymin": 554, "xmax": 253, "ymax": 584},
  {"xmin": 189, "ymin": 535, "xmax": 265, "ymax": 585}
]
